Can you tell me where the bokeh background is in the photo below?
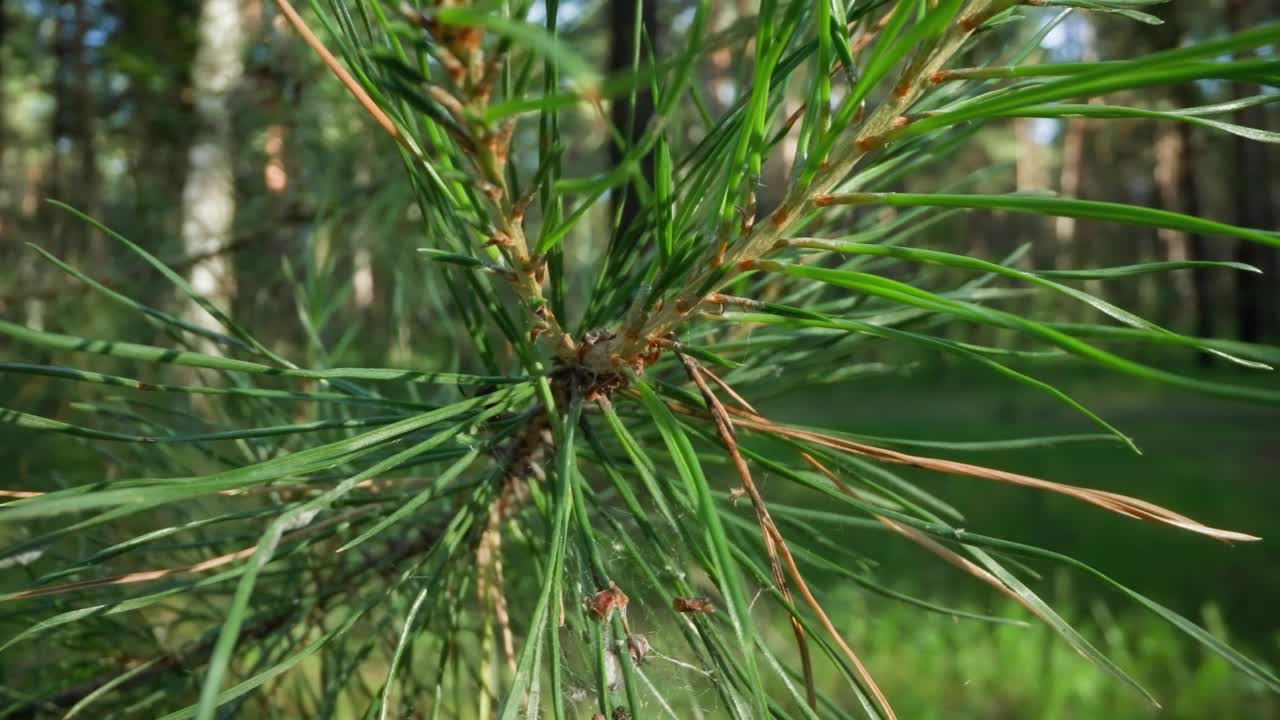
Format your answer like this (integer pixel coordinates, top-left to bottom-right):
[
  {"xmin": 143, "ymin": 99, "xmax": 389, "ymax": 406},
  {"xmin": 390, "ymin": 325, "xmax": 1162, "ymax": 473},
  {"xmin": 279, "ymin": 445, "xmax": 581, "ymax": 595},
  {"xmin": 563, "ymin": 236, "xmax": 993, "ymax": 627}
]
[{"xmin": 1, "ymin": 1, "xmax": 1277, "ymax": 717}]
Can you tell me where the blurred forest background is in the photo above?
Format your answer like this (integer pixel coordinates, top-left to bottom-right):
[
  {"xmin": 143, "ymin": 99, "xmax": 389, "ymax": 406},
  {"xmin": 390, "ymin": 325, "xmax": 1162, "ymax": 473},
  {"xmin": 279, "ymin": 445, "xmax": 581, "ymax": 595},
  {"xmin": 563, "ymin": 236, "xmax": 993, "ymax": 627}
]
[{"xmin": 1, "ymin": 0, "xmax": 1278, "ymax": 717}]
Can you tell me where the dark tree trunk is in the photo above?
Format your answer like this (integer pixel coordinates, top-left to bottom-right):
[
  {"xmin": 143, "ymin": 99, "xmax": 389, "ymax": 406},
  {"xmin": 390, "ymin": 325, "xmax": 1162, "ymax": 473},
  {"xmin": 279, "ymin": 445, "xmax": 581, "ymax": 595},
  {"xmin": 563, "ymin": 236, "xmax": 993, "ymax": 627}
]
[
  {"xmin": 0, "ymin": 0, "xmax": 8, "ymax": 234},
  {"xmin": 49, "ymin": 2, "xmax": 71, "ymax": 219},
  {"xmin": 607, "ymin": 0, "xmax": 658, "ymax": 241},
  {"xmin": 1178, "ymin": 123, "xmax": 1214, "ymax": 344},
  {"xmin": 1227, "ymin": 0, "xmax": 1278, "ymax": 342},
  {"xmin": 73, "ymin": 0, "xmax": 100, "ymax": 255}
]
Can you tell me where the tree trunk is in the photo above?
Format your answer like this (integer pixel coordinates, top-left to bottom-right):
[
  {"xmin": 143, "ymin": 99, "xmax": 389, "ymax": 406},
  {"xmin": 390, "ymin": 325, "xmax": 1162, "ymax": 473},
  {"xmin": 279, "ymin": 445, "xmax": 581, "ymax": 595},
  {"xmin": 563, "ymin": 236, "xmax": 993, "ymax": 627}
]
[
  {"xmin": 181, "ymin": 0, "xmax": 245, "ymax": 351},
  {"xmin": 0, "ymin": 0, "xmax": 9, "ymax": 239},
  {"xmin": 73, "ymin": 0, "xmax": 100, "ymax": 255},
  {"xmin": 48, "ymin": 1, "xmax": 71, "ymax": 237},
  {"xmin": 1054, "ymin": 116, "xmax": 1088, "ymax": 313},
  {"xmin": 1015, "ymin": 118, "xmax": 1050, "ymax": 327},
  {"xmin": 1053, "ymin": 19, "xmax": 1101, "ymax": 319},
  {"xmin": 608, "ymin": 0, "xmax": 658, "ymax": 240},
  {"xmin": 1227, "ymin": 0, "xmax": 1277, "ymax": 342},
  {"xmin": 1153, "ymin": 110, "xmax": 1212, "ymax": 341},
  {"xmin": 23, "ymin": 1, "xmax": 73, "ymax": 329},
  {"xmin": 1142, "ymin": 9, "xmax": 1215, "ymax": 354}
]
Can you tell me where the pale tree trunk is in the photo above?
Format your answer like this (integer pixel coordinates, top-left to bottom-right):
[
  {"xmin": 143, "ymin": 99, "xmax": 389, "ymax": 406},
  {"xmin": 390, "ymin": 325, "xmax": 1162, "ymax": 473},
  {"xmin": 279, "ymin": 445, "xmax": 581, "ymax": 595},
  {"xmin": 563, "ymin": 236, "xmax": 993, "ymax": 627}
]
[
  {"xmin": 1053, "ymin": 123, "xmax": 1087, "ymax": 270},
  {"xmin": 1153, "ymin": 121, "xmax": 1207, "ymax": 335},
  {"xmin": 1013, "ymin": 119, "xmax": 1049, "ymax": 329},
  {"xmin": 1053, "ymin": 18, "xmax": 1100, "ymax": 318},
  {"xmin": 1015, "ymin": 120, "xmax": 1047, "ymax": 194},
  {"xmin": 182, "ymin": 0, "xmax": 245, "ymax": 352},
  {"xmin": 1015, "ymin": 118, "xmax": 1048, "ymax": 264},
  {"xmin": 1054, "ymin": 113, "xmax": 1090, "ymax": 273}
]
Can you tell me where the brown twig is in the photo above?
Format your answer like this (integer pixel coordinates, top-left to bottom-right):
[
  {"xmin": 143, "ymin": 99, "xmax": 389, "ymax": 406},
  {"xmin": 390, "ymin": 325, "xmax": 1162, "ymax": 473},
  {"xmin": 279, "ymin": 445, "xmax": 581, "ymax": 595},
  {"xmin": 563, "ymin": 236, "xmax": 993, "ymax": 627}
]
[
  {"xmin": 0, "ymin": 489, "xmax": 41, "ymax": 499},
  {"xmin": 676, "ymin": 402, "xmax": 1260, "ymax": 543},
  {"xmin": 6, "ymin": 523, "xmax": 448, "ymax": 718},
  {"xmin": 700, "ymin": 366, "xmax": 759, "ymax": 416},
  {"xmin": 0, "ymin": 506, "xmax": 381, "ymax": 603},
  {"xmin": 799, "ymin": 452, "xmax": 1037, "ymax": 614},
  {"xmin": 271, "ymin": 0, "xmax": 412, "ymax": 155},
  {"xmin": 757, "ymin": 419, "xmax": 1259, "ymax": 542},
  {"xmin": 682, "ymin": 353, "xmax": 867, "ymax": 715}
]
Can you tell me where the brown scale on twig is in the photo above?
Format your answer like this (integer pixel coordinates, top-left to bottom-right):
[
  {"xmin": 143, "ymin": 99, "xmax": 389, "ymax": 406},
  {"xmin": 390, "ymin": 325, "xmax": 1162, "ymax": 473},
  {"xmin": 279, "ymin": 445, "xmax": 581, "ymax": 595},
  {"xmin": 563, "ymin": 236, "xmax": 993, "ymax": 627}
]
[
  {"xmin": 740, "ymin": 192, "xmax": 758, "ymax": 237},
  {"xmin": 491, "ymin": 119, "xmax": 517, "ymax": 167},
  {"xmin": 483, "ymin": 231, "xmax": 515, "ymax": 248},
  {"xmin": 712, "ymin": 234, "xmax": 730, "ymax": 268}
]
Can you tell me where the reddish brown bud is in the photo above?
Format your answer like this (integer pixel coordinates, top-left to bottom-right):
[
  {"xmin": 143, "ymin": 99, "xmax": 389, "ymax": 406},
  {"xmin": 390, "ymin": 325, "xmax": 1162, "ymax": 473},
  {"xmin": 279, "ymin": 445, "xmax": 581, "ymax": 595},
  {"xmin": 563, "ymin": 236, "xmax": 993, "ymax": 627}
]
[
  {"xmin": 589, "ymin": 582, "xmax": 628, "ymax": 621},
  {"xmin": 856, "ymin": 135, "xmax": 884, "ymax": 153}
]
